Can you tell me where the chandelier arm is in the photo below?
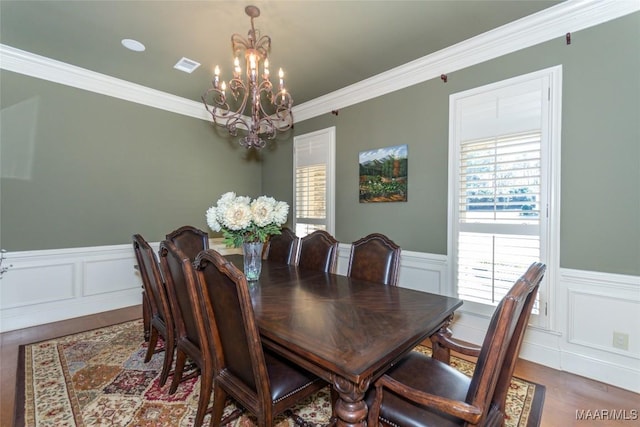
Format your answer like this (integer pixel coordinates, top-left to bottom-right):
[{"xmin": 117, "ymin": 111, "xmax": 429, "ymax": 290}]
[
  {"xmin": 229, "ymin": 77, "xmax": 248, "ymax": 102},
  {"xmin": 258, "ymin": 107, "xmax": 293, "ymax": 133},
  {"xmin": 231, "ymin": 34, "xmax": 252, "ymax": 56},
  {"xmin": 252, "ymin": 100, "xmax": 288, "ymax": 129},
  {"xmin": 253, "ymin": 35, "xmax": 271, "ymax": 58},
  {"xmin": 226, "ymin": 116, "xmax": 253, "ymax": 137},
  {"xmin": 202, "ymin": 91, "xmax": 231, "ymax": 124},
  {"xmin": 257, "ymin": 81, "xmax": 275, "ymax": 106},
  {"xmin": 256, "ymin": 117, "xmax": 278, "ymax": 140},
  {"xmin": 257, "ymin": 79, "xmax": 274, "ymax": 93},
  {"xmin": 255, "ymin": 99, "xmax": 293, "ymax": 132},
  {"xmin": 275, "ymin": 89, "xmax": 293, "ymax": 104},
  {"xmin": 202, "ymin": 88, "xmax": 254, "ymax": 137},
  {"xmin": 276, "ymin": 107, "xmax": 293, "ymax": 123}
]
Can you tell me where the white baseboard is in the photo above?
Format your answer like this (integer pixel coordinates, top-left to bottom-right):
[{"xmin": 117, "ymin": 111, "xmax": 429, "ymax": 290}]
[{"xmin": 561, "ymin": 348, "xmax": 640, "ymax": 393}]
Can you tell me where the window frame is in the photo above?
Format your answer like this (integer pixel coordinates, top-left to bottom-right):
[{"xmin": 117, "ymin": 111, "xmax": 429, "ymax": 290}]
[
  {"xmin": 447, "ymin": 66, "xmax": 562, "ymax": 330},
  {"xmin": 293, "ymin": 126, "xmax": 336, "ymax": 237}
]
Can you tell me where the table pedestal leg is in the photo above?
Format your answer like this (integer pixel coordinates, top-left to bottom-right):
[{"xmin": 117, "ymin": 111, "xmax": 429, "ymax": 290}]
[{"xmin": 332, "ymin": 375, "xmax": 370, "ymax": 426}]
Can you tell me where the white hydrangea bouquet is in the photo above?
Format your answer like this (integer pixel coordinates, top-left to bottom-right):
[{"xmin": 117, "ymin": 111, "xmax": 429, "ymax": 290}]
[{"xmin": 206, "ymin": 192, "xmax": 289, "ymax": 248}]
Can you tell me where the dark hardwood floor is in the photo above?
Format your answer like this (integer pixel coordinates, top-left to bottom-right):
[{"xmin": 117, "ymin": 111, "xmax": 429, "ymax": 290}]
[{"xmin": 1, "ymin": 306, "xmax": 638, "ymax": 427}]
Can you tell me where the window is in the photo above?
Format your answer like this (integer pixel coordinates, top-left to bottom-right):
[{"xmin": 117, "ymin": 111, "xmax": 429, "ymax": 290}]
[
  {"xmin": 448, "ymin": 67, "xmax": 561, "ymax": 328},
  {"xmin": 293, "ymin": 127, "xmax": 335, "ymax": 237}
]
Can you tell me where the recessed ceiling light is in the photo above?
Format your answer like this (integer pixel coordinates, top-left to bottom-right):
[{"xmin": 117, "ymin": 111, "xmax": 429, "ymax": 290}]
[
  {"xmin": 174, "ymin": 57, "xmax": 201, "ymax": 74},
  {"xmin": 121, "ymin": 39, "xmax": 146, "ymax": 52}
]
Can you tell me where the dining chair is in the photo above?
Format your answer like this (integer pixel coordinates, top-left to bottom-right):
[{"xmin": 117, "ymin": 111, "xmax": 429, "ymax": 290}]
[
  {"xmin": 366, "ymin": 262, "xmax": 546, "ymax": 427},
  {"xmin": 297, "ymin": 230, "xmax": 338, "ymax": 273},
  {"xmin": 165, "ymin": 225, "xmax": 209, "ymax": 261},
  {"xmin": 132, "ymin": 234, "xmax": 175, "ymax": 387},
  {"xmin": 347, "ymin": 233, "xmax": 401, "ymax": 286},
  {"xmin": 158, "ymin": 240, "xmax": 212, "ymax": 427},
  {"xmin": 264, "ymin": 227, "xmax": 299, "ymax": 264},
  {"xmin": 192, "ymin": 249, "xmax": 327, "ymax": 427},
  {"xmin": 430, "ymin": 262, "xmax": 547, "ymax": 422}
]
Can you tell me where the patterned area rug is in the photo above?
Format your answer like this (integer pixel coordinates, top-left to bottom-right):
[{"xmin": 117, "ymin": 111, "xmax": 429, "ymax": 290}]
[{"xmin": 15, "ymin": 319, "xmax": 544, "ymax": 426}]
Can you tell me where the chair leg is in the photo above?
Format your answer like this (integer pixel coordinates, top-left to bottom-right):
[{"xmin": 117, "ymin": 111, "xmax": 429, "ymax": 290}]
[
  {"xmin": 257, "ymin": 405, "xmax": 273, "ymax": 427},
  {"xmin": 210, "ymin": 384, "xmax": 227, "ymax": 427},
  {"xmin": 159, "ymin": 336, "xmax": 174, "ymax": 387},
  {"xmin": 144, "ymin": 327, "xmax": 159, "ymax": 363},
  {"xmin": 367, "ymin": 383, "xmax": 384, "ymax": 426},
  {"xmin": 142, "ymin": 292, "xmax": 151, "ymax": 342},
  {"xmin": 169, "ymin": 349, "xmax": 187, "ymax": 394},
  {"xmin": 430, "ymin": 316, "xmax": 454, "ymax": 363},
  {"xmin": 286, "ymin": 409, "xmax": 320, "ymax": 427},
  {"xmin": 430, "ymin": 337, "xmax": 452, "ymax": 364},
  {"xmin": 194, "ymin": 369, "xmax": 213, "ymax": 427}
]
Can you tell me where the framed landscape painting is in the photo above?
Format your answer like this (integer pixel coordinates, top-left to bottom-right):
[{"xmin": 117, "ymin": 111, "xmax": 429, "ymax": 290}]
[{"xmin": 359, "ymin": 144, "xmax": 408, "ymax": 203}]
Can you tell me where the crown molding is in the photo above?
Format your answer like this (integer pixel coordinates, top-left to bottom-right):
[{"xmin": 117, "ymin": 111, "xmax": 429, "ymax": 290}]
[
  {"xmin": 293, "ymin": 0, "xmax": 640, "ymax": 121},
  {"xmin": 1, "ymin": 0, "xmax": 638, "ymax": 123},
  {"xmin": 0, "ymin": 44, "xmax": 210, "ymax": 120}
]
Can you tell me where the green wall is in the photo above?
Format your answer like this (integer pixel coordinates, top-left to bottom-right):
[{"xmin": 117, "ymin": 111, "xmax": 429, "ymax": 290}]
[
  {"xmin": 2, "ymin": 13, "xmax": 638, "ymax": 276},
  {"xmin": 1, "ymin": 71, "xmax": 263, "ymax": 250},
  {"xmin": 262, "ymin": 13, "xmax": 640, "ymax": 276}
]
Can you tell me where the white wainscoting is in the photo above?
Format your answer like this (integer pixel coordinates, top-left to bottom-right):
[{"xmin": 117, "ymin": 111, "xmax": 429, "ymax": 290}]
[
  {"xmin": 0, "ymin": 244, "xmax": 141, "ymax": 332},
  {"xmin": 2, "ymin": 242, "xmax": 638, "ymax": 392},
  {"xmin": 558, "ymin": 269, "xmax": 640, "ymax": 393},
  {"xmin": 0, "ymin": 239, "xmax": 240, "ymax": 333}
]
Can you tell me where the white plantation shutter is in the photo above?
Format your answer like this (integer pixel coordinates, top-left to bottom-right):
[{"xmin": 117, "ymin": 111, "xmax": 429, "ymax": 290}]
[
  {"xmin": 450, "ymin": 68, "xmax": 561, "ymax": 325},
  {"xmin": 294, "ymin": 128, "xmax": 335, "ymax": 237},
  {"xmin": 296, "ymin": 164, "xmax": 327, "ymax": 235},
  {"xmin": 457, "ymin": 233, "xmax": 541, "ymax": 305},
  {"xmin": 458, "ymin": 131, "xmax": 542, "ymax": 307},
  {"xmin": 459, "ymin": 132, "xmax": 542, "ymax": 225}
]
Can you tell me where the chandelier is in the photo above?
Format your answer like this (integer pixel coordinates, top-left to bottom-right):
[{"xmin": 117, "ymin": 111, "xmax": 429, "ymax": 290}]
[{"xmin": 202, "ymin": 5, "xmax": 293, "ymax": 150}]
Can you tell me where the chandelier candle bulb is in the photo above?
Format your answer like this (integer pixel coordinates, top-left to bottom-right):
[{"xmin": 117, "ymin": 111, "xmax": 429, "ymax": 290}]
[
  {"xmin": 234, "ymin": 57, "xmax": 241, "ymax": 77},
  {"xmin": 213, "ymin": 66, "xmax": 220, "ymax": 88}
]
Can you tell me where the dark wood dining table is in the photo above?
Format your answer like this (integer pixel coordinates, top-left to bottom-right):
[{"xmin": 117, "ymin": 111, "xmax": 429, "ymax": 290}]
[{"xmin": 226, "ymin": 254, "xmax": 463, "ymax": 426}]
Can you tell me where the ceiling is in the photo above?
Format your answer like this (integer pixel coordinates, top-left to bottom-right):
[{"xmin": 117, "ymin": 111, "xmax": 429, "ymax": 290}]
[{"xmin": 1, "ymin": 1, "xmax": 562, "ymax": 107}]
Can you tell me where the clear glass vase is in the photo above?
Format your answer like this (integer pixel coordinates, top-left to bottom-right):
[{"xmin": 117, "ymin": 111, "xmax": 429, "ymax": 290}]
[{"xmin": 242, "ymin": 242, "xmax": 263, "ymax": 281}]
